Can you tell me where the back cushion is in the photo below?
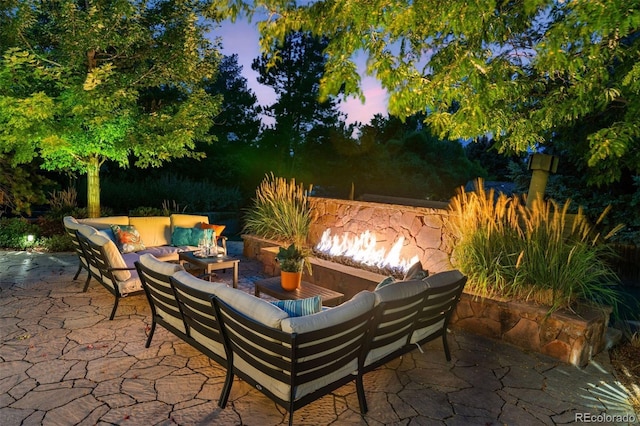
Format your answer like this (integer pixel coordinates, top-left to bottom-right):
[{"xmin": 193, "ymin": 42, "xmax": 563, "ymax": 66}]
[
  {"xmin": 88, "ymin": 233, "xmax": 132, "ymax": 282},
  {"xmin": 373, "ymin": 279, "xmax": 427, "ymax": 305},
  {"xmin": 63, "ymin": 216, "xmax": 82, "ymax": 231},
  {"xmin": 79, "ymin": 216, "xmax": 129, "ymax": 230},
  {"xmin": 129, "ymin": 216, "xmax": 171, "ymax": 247},
  {"xmin": 76, "ymin": 224, "xmax": 97, "ymax": 239},
  {"xmin": 281, "ymin": 291, "xmax": 375, "ymax": 334},
  {"xmin": 170, "ymin": 214, "xmax": 209, "ymax": 233}
]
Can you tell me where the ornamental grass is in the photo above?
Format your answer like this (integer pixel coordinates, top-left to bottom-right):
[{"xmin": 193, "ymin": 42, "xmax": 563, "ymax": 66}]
[
  {"xmin": 243, "ymin": 173, "xmax": 312, "ymax": 247},
  {"xmin": 447, "ymin": 179, "xmax": 622, "ymax": 314}
]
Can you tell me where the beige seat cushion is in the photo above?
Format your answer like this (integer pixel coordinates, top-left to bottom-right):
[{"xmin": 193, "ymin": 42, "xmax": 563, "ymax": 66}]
[{"xmin": 116, "ymin": 276, "xmax": 143, "ymax": 295}]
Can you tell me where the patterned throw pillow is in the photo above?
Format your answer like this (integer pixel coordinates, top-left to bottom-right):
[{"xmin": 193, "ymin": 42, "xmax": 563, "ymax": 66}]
[
  {"xmin": 109, "ymin": 224, "xmax": 145, "ymax": 254},
  {"xmin": 271, "ymin": 295, "xmax": 322, "ymax": 317}
]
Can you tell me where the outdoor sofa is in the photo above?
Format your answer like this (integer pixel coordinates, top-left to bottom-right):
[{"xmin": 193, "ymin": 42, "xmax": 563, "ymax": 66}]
[
  {"xmin": 63, "ymin": 214, "xmax": 225, "ymax": 319},
  {"xmin": 134, "ymin": 253, "xmax": 467, "ymax": 425}
]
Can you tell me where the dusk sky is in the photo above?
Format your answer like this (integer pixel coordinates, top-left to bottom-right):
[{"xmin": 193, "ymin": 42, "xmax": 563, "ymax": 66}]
[{"xmin": 211, "ymin": 19, "xmax": 389, "ymax": 126}]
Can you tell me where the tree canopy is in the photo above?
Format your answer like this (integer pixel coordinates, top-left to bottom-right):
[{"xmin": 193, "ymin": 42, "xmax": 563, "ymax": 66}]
[
  {"xmin": 222, "ymin": 0, "xmax": 640, "ymax": 185},
  {"xmin": 0, "ymin": 0, "xmax": 223, "ymax": 217},
  {"xmin": 253, "ymin": 31, "xmax": 345, "ymax": 152}
]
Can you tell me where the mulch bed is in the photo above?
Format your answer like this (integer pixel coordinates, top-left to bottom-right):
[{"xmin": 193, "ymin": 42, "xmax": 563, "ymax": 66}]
[{"xmin": 609, "ymin": 340, "xmax": 640, "ymax": 414}]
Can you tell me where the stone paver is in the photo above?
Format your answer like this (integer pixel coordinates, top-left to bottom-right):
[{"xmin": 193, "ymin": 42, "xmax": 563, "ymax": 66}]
[{"xmin": 0, "ymin": 246, "xmax": 636, "ymax": 425}]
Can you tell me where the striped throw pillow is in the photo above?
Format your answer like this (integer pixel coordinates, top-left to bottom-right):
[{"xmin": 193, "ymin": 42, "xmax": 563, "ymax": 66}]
[{"xmin": 271, "ymin": 295, "xmax": 322, "ymax": 317}]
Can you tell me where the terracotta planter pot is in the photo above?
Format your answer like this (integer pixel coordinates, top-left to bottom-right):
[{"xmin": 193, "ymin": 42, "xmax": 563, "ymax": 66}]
[{"xmin": 281, "ymin": 271, "xmax": 302, "ymax": 291}]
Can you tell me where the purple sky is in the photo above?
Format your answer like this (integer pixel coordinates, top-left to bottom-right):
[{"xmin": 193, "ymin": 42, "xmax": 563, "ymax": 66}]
[{"xmin": 211, "ymin": 19, "xmax": 389, "ymax": 126}]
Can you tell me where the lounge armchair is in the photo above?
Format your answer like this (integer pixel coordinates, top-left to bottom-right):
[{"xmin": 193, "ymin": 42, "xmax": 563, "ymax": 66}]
[
  {"xmin": 359, "ymin": 270, "xmax": 467, "ymax": 412},
  {"xmin": 211, "ymin": 290, "xmax": 376, "ymax": 426},
  {"xmin": 76, "ymin": 229, "xmax": 143, "ymax": 320}
]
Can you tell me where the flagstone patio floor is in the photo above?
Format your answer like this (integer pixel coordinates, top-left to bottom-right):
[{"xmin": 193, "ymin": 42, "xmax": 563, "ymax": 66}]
[{"xmin": 0, "ymin": 243, "xmax": 633, "ymax": 425}]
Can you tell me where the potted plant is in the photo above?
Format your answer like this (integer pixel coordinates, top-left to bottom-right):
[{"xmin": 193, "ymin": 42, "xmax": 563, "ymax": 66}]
[
  {"xmin": 276, "ymin": 243, "xmax": 312, "ymax": 291},
  {"xmin": 242, "ymin": 173, "xmax": 313, "ymax": 255}
]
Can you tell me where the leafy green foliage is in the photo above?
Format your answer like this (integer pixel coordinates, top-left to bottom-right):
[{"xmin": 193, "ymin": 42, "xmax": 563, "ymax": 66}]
[
  {"xmin": 207, "ymin": 55, "xmax": 262, "ymax": 145},
  {"xmin": 252, "ymin": 31, "xmax": 346, "ymax": 156},
  {"xmin": 0, "ymin": 218, "xmax": 40, "ymax": 250},
  {"xmin": 41, "ymin": 234, "xmax": 75, "ymax": 252},
  {"xmin": 243, "ymin": 173, "xmax": 312, "ymax": 246},
  {"xmin": 504, "ymin": 153, "xmax": 640, "ymax": 245},
  {"xmin": 297, "ymin": 115, "xmax": 486, "ymax": 201},
  {"xmin": 0, "ymin": 156, "xmax": 53, "ymax": 216},
  {"xmin": 465, "ymin": 137, "xmax": 525, "ymax": 181},
  {"xmin": 447, "ymin": 180, "xmax": 622, "ymax": 314},
  {"xmin": 275, "ymin": 243, "xmax": 311, "ymax": 273},
  {"xmin": 0, "ymin": 0, "xmax": 225, "ymax": 217},
  {"xmin": 235, "ymin": 0, "xmax": 640, "ymax": 184},
  {"xmin": 128, "ymin": 207, "xmax": 166, "ymax": 217}
]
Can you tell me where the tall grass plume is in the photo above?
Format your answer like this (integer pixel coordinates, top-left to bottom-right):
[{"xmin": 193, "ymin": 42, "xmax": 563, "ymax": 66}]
[
  {"xmin": 447, "ymin": 179, "xmax": 622, "ymax": 314},
  {"xmin": 243, "ymin": 173, "xmax": 313, "ymax": 247}
]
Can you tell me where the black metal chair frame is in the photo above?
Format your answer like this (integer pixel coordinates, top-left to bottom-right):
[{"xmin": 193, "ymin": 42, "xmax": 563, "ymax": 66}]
[
  {"xmin": 169, "ymin": 276, "xmax": 231, "ymax": 407},
  {"xmin": 361, "ymin": 271, "xmax": 468, "ymax": 411},
  {"xmin": 64, "ymin": 224, "xmax": 92, "ymax": 290},
  {"xmin": 362, "ymin": 290, "xmax": 428, "ymax": 379},
  {"xmin": 76, "ymin": 230, "xmax": 141, "ymax": 320},
  {"xmin": 414, "ymin": 273, "xmax": 468, "ymax": 361},
  {"xmin": 135, "ymin": 260, "xmax": 187, "ymax": 348},
  {"xmin": 212, "ymin": 295, "xmax": 373, "ymax": 426}
]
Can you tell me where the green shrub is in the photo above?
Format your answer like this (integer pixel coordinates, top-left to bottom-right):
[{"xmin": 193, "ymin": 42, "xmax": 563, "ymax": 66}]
[
  {"xmin": 447, "ymin": 179, "xmax": 622, "ymax": 314},
  {"xmin": 41, "ymin": 234, "xmax": 75, "ymax": 252},
  {"xmin": 0, "ymin": 218, "xmax": 40, "ymax": 250},
  {"xmin": 129, "ymin": 206, "xmax": 166, "ymax": 217},
  {"xmin": 243, "ymin": 173, "xmax": 312, "ymax": 246}
]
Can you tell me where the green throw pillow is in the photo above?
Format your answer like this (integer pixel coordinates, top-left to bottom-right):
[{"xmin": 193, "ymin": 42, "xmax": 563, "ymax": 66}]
[
  {"xmin": 171, "ymin": 226, "xmax": 209, "ymax": 247},
  {"xmin": 271, "ymin": 295, "xmax": 322, "ymax": 317}
]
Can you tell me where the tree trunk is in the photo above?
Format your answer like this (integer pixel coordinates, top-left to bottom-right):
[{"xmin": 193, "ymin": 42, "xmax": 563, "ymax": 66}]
[{"xmin": 87, "ymin": 156, "xmax": 101, "ymax": 218}]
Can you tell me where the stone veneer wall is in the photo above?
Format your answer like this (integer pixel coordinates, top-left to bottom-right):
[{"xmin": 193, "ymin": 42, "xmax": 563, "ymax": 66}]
[
  {"xmin": 308, "ymin": 197, "xmax": 454, "ymax": 274},
  {"xmin": 452, "ymin": 294, "xmax": 611, "ymax": 367},
  {"xmin": 243, "ymin": 197, "xmax": 611, "ymax": 367}
]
